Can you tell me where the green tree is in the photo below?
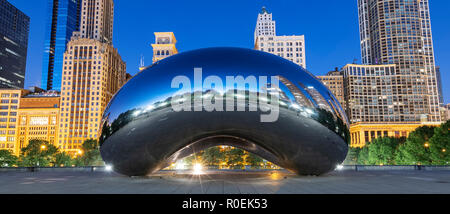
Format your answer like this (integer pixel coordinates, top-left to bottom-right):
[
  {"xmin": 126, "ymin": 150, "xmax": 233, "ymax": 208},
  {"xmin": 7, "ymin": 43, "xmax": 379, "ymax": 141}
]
[
  {"xmin": 72, "ymin": 157, "xmax": 85, "ymax": 167},
  {"xmin": 395, "ymin": 126, "xmax": 435, "ymax": 165},
  {"xmin": 344, "ymin": 147, "xmax": 361, "ymax": 165},
  {"xmin": 357, "ymin": 146, "xmax": 369, "ymax": 165},
  {"xmin": 367, "ymin": 137, "xmax": 401, "ymax": 165},
  {"xmin": 54, "ymin": 152, "xmax": 74, "ymax": 167},
  {"xmin": 183, "ymin": 153, "xmax": 203, "ymax": 168},
  {"xmin": 246, "ymin": 152, "xmax": 264, "ymax": 168},
  {"xmin": 201, "ymin": 147, "xmax": 225, "ymax": 166},
  {"xmin": 0, "ymin": 150, "xmax": 18, "ymax": 167},
  {"xmin": 18, "ymin": 140, "xmax": 58, "ymax": 167},
  {"xmin": 79, "ymin": 139, "xmax": 103, "ymax": 166},
  {"xmin": 429, "ymin": 121, "xmax": 450, "ymax": 165},
  {"xmin": 226, "ymin": 148, "xmax": 245, "ymax": 169}
]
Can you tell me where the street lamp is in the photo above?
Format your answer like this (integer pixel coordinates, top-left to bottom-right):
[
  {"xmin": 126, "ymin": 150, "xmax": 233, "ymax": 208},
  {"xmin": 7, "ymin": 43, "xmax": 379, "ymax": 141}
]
[
  {"xmin": 41, "ymin": 145, "xmax": 46, "ymax": 150},
  {"xmin": 424, "ymin": 143, "xmax": 430, "ymax": 148}
]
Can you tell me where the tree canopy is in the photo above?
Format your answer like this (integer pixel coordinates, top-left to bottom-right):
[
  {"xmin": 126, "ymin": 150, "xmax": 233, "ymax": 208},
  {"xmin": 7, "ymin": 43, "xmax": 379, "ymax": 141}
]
[
  {"xmin": 18, "ymin": 139, "xmax": 59, "ymax": 167},
  {"xmin": 0, "ymin": 150, "xmax": 18, "ymax": 167}
]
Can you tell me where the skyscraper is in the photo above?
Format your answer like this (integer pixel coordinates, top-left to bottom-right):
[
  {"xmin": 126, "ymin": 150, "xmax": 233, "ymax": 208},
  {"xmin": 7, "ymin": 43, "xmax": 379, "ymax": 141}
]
[
  {"xmin": 42, "ymin": 0, "xmax": 81, "ymax": 91},
  {"xmin": 436, "ymin": 66, "xmax": 443, "ymax": 106},
  {"xmin": 254, "ymin": 6, "xmax": 276, "ymax": 41},
  {"xmin": 254, "ymin": 7, "xmax": 306, "ymax": 68},
  {"xmin": 357, "ymin": 0, "xmax": 441, "ymax": 123},
  {"xmin": 151, "ymin": 32, "xmax": 178, "ymax": 63},
  {"xmin": 59, "ymin": 0, "xmax": 125, "ymax": 153},
  {"xmin": 0, "ymin": 0, "xmax": 30, "ymax": 89},
  {"xmin": 79, "ymin": 0, "xmax": 114, "ymax": 44}
]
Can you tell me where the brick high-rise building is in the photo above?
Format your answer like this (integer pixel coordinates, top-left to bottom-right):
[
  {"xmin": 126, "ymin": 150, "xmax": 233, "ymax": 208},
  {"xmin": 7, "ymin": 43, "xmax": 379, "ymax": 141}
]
[{"xmin": 358, "ymin": 0, "xmax": 441, "ymax": 123}]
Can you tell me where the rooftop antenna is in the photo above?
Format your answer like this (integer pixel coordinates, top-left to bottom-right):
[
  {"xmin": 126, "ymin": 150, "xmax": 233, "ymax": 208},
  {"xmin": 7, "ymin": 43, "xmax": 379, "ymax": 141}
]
[{"xmin": 139, "ymin": 55, "xmax": 146, "ymax": 71}]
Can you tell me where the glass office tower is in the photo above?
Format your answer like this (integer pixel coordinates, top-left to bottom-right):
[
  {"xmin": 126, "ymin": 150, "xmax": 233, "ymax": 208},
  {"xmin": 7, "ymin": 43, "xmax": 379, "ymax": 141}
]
[
  {"xmin": 42, "ymin": 0, "xmax": 81, "ymax": 91},
  {"xmin": 0, "ymin": 0, "xmax": 30, "ymax": 89}
]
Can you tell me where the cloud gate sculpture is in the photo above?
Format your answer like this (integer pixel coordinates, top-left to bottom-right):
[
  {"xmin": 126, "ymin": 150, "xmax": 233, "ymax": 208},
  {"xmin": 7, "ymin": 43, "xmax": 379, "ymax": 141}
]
[{"xmin": 100, "ymin": 47, "xmax": 349, "ymax": 176}]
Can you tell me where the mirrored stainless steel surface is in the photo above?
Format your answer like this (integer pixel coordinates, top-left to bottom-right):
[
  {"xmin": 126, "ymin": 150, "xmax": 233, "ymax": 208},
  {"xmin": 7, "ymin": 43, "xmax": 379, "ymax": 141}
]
[{"xmin": 100, "ymin": 47, "xmax": 349, "ymax": 176}]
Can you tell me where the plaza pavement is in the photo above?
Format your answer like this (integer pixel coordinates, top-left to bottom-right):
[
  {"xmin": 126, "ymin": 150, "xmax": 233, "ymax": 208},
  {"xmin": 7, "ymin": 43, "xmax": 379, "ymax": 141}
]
[{"xmin": 0, "ymin": 169, "xmax": 449, "ymax": 194}]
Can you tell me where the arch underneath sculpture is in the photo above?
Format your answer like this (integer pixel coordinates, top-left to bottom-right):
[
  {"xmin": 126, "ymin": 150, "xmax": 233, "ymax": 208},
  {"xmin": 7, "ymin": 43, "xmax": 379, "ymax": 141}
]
[{"xmin": 165, "ymin": 135, "xmax": 282, "ymax": 169}]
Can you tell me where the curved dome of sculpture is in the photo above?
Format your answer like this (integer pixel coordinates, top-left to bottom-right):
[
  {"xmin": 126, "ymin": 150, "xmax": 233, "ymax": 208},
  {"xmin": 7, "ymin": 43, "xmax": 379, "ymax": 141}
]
[{"xmin": 100, "ymin": 47, "xmax": 349, "ymax": 176}]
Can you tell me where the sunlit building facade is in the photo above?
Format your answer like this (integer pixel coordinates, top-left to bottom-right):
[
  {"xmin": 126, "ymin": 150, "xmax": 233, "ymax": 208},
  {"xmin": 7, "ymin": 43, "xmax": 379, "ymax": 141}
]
[
  {"xmin": 17, "ymin": 93, "xmax": 60, "ymax": 155},
  {"xmin": 56, "ymin": 0, "xmax": 125, "ymax": 154},
  {"xmin": 349, "ymin": 122, "xmax": 432, "ymax": 148},
  {"xmin": 0, "ymin": 89, "xmax": 26, "ymax": 155},
  {"xmin": 151, "ymin": 32, "xmax": 178, "ymax": 63},
  {"xmin": 58, "ymin": 38, "xmax": 126, "ymax": 154},
  {"xmin": 42, "ymin": 0, "xmax": 81, "ymax": 91},
  {"xmin": 441, "ymin": 104, "xmax": 450, "ymax": 122},
  {"xmin": 79, "ymin": 0, "xmax": 114, "ymax": 44},
  {"xmin": 0, "ymin": 0, "xmax": 30, "ymax": 89},
  {"xmin": 0, "ymin": 89, "xmax": 61, "ymax": 156},
  {"xmin": 254, "ymin": 7, "xmax": 306, "ymax": 68},
  {"xmin": 317, "ymin": 70, "xmax": 345, "ymax": 109}
]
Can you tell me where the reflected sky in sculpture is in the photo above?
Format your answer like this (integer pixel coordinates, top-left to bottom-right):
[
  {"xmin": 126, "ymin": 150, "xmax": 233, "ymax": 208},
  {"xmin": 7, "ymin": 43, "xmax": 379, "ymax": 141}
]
[{"xmin": 100, "ymin": 47, "xmax": 349, "ymax": 176}]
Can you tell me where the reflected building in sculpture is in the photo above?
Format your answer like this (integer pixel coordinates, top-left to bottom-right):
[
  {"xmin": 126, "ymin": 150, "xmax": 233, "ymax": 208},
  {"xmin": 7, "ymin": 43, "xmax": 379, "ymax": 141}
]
[{"xmin": 278, "ymin": 76, "xmax": 314, "ymax": 108}]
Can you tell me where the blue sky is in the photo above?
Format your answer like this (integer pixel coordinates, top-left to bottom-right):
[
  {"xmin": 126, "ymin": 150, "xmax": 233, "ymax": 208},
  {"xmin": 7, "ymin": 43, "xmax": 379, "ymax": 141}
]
[{"xmin": 8, "ymin": 0, "xmax": 450, "ymax": 103}]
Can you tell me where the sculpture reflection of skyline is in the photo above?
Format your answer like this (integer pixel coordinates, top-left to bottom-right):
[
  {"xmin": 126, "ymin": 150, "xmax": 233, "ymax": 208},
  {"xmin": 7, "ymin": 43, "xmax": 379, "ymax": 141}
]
[{"xmin": 100, "ymin": 48, "xmax": 350, "ymax": 176}]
